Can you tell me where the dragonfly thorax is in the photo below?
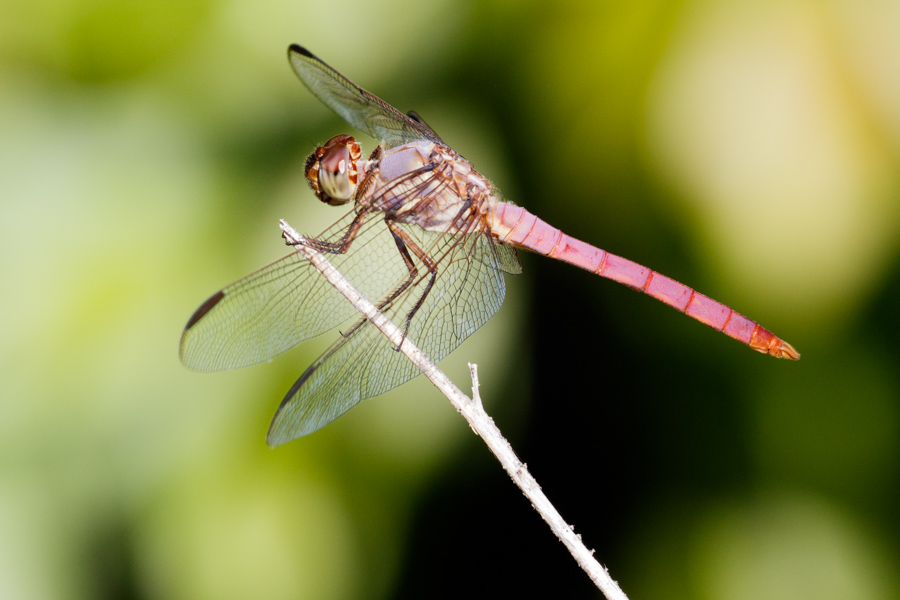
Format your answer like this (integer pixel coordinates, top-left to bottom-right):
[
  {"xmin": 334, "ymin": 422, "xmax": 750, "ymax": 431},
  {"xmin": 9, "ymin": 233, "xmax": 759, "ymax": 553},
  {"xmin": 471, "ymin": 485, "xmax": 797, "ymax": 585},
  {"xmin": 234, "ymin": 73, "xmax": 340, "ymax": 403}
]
[{"xmin": 305, "ymin": 134, "xmax": 362, "ymax": 206}]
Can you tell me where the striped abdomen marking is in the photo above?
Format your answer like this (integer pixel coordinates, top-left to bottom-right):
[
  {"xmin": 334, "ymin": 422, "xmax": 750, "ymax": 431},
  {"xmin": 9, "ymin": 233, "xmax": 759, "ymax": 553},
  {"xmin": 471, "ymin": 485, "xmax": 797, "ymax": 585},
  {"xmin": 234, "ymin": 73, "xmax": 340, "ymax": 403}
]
[{"xmin": 489, "ymin": 203, "xmax": 799, "ymax": 359}]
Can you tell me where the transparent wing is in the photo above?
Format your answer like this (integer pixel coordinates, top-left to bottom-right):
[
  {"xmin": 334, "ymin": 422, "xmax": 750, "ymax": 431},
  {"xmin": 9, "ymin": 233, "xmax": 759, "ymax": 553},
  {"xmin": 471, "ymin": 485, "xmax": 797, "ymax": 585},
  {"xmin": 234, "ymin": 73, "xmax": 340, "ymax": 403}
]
[
  {"xmin": 405, "ymin": 111, "xmax": 444, "ymax": 145},
  {"xmin": 288, "ymin": 45, "xmax": 444, "ymax": 149},
  {"xmin": 496, "ymin": 243, "xmax": 522, "ymax": 274},
  {"xmin": 266, "ymin": 227, "xmax": 510, "ymax": 446},
  {"xmin": 179, "ymin": 211, "xmax": 415, "ymax": 372}
]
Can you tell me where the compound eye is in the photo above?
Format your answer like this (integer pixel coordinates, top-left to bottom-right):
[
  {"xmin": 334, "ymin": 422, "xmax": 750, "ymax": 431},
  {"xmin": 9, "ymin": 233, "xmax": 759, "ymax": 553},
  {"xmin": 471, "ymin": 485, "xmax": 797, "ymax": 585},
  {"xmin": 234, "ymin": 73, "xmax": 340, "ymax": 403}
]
[
  {"xmin": 305, "ymin": 134, "xmax": 361, "ymax": 206},
  {"xmin": 319, "ymin": 145, "xmax": 354, "ymax": 203}
]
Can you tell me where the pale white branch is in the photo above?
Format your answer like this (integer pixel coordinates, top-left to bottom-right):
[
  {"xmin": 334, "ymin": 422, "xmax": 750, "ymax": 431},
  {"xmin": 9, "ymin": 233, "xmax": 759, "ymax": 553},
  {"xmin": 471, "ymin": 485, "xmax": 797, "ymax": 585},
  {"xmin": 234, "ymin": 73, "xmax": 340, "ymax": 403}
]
[{"xmin": 280, "ymin": 218, "xmax": 628, "ymax": 600}]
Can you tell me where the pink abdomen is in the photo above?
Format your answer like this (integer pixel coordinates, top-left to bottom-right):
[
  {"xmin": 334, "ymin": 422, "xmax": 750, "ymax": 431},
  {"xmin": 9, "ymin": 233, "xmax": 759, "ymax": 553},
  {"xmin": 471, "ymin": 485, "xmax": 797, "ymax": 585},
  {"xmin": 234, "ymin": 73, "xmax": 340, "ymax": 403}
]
[{"xmin": 488, "ymin": 203, "xmax": 798, "ymax": 359}]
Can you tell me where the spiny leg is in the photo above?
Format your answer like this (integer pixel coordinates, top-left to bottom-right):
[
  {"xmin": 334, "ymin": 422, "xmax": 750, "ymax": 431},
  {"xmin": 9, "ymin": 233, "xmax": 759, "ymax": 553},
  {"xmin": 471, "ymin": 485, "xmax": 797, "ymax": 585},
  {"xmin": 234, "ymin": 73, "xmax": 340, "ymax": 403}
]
[
  {"xmin": 384, "ymin": 220, "xmax": 439, "ymax": 340},
  {"xmin": 379, "ymin": 219, "xmax": 422, "ymax": 315},
  {"xmin": 332, "ymin": 217, "xmax": 424, "ymax": 341},
  {"xmin": 288, "ymin": 207, "xmax": 372, "ymax": 254},
  {"xmin": 385, "ymin": 190, "xmax": 483, "ymax": 341}
]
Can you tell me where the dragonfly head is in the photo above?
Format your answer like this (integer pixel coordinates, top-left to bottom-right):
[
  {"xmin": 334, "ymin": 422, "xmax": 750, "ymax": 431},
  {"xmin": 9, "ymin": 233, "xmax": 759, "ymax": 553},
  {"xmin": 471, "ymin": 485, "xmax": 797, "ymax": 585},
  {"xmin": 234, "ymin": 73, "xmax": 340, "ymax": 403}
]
[{"xmin": 305, "ymin": 134, "xmax": 361, "ymax": 206}]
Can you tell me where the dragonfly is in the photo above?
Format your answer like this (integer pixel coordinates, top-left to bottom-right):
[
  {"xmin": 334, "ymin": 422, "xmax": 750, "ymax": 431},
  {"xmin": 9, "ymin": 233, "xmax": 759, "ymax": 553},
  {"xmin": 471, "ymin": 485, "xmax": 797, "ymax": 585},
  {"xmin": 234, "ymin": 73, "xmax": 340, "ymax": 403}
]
[{"xmin": 181, "ymin": 44, "xmax": 799, "ymax": 447}]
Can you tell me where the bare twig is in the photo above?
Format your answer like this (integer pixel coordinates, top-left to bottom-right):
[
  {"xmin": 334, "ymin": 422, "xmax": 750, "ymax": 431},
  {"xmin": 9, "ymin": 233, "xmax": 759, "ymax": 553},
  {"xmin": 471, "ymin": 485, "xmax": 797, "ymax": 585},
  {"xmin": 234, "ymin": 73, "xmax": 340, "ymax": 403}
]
[{"xmin": 280, "ymin": 219, "xmax": 628, "ymax": 600}]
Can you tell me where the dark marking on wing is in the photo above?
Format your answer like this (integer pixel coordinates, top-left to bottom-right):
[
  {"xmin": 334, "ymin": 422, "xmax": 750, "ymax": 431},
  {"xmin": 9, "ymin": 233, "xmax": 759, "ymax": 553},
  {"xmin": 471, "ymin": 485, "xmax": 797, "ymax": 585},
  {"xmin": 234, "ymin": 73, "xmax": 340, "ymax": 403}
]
[{"xmin": 184, "ymin": 290, "xmax": 225, "ymax": 330}]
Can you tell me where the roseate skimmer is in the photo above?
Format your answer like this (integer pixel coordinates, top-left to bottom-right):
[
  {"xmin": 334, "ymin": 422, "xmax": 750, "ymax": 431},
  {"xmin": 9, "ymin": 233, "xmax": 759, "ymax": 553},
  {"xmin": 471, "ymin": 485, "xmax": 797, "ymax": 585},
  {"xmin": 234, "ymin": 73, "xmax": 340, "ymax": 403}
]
[{"xmin": 181, "ymin": 45, "xmax": 799, "ymax": 447}]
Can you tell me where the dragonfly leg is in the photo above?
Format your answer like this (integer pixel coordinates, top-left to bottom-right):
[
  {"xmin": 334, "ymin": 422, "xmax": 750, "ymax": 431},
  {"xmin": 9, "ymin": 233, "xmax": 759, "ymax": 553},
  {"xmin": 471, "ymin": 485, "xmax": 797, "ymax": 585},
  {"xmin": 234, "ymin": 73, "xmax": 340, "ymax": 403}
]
[
  {"xmin": 386, "ymin": 221, "xmax": 438, "ymax": 340},
  {"xmin": 377, "ymin": 219, "xmax": 439, "ymax": 345},
  {"xmin": 291, "ymin": 208, "xmax": 371, "ymax": 254},
  {"xmin": 333, "ymin": 217, "xmax": 426, "ymax": 342},
  {"xmin": 380, "ymin": 220, "xmax": 420, "ymax": 308}
]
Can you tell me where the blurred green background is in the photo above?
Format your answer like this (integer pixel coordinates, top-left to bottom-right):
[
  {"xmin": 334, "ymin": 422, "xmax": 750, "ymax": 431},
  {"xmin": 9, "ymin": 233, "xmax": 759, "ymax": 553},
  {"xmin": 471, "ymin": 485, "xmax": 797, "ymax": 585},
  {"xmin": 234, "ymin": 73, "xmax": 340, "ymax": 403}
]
[{"xmin": 2, "ymin": 0, "xmax": 899, "ymax": 598}]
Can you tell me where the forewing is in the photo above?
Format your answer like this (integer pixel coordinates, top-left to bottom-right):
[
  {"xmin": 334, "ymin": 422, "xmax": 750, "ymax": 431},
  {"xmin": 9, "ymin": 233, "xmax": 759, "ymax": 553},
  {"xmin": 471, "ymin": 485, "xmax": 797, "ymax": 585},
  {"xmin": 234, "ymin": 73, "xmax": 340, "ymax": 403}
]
[
  {"xmin": 179, "ymin": 211, "xmax": 412, "ymax": 371},
  {"xmin": 405, "ymin": 111, "xmax": 445, "ymax": 145},
  {"xmin": 266, "ymin": 228, "xmax": 509, "ymax": 446},
  {"xmin": 288, "ymin": 45, "xmax": 442, "ymax": 149}
]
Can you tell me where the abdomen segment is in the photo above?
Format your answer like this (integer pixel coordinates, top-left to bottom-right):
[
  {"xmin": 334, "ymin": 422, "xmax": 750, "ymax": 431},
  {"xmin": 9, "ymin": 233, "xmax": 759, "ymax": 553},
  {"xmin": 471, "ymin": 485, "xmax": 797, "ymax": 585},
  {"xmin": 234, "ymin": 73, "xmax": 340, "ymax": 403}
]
[{"xmin": 488, "ymin": 203, "xmax": 799, "ymax": 359}]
